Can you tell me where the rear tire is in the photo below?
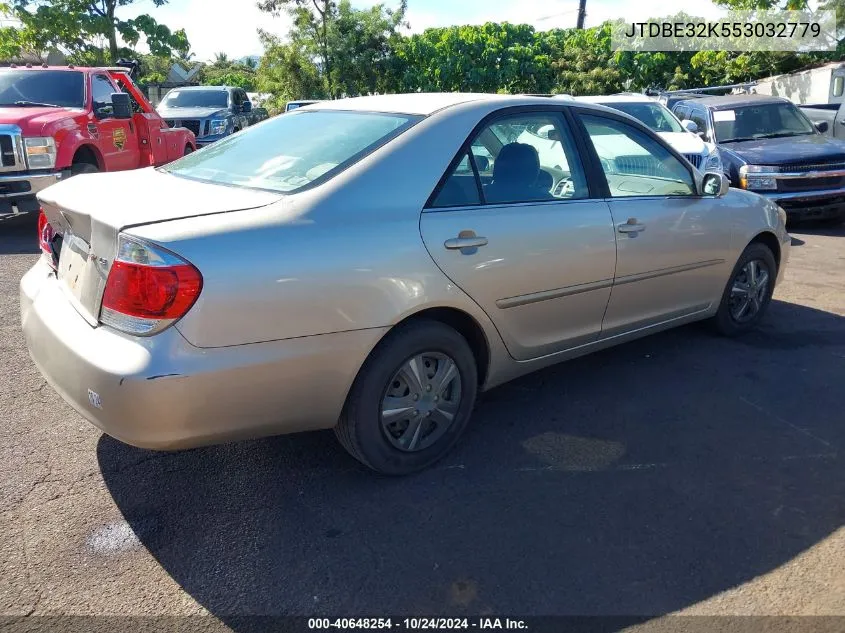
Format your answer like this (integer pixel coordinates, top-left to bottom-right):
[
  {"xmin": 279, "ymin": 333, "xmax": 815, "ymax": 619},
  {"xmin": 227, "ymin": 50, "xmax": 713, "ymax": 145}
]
[
  {"xmin": 711, "ymin": 242, "xmax": 777, "ymax": 336},
  {"xmin": 70, "ymin": 162, "xmax": 99, "ymax": 176},
  {"xmin": 184, "ymin": 145, "xmax": 194, "ymax": 156},
  {"xmin": 335, "ymin": 320, "xmax": 478, "ymax": 475}
]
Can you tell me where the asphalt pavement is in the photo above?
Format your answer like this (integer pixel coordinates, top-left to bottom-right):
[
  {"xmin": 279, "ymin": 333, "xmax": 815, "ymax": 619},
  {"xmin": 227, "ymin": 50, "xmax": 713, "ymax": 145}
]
[{"xmin": 1, "ymin": 212, "xmax": 845, "ymax": 631}]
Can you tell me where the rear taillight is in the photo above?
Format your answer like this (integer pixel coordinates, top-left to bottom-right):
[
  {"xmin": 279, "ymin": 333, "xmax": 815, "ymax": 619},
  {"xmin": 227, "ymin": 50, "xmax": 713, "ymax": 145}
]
[
  {"xmin": 37, "ymin": 209, "xmax": 55, "ymax": 267},
  {"xmin": 100, "ymin": 235, "xmax": 202, "ymax": 336}
]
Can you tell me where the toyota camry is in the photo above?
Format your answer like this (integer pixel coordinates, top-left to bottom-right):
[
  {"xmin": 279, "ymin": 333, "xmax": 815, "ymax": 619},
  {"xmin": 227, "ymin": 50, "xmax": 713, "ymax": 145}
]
[{"xmin": 21, "ymin": 93, "xmax": 790, "ymax": 474}]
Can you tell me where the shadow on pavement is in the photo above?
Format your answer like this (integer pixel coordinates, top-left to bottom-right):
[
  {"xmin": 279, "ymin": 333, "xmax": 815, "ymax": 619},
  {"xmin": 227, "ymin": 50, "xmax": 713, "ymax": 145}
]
[
  {"xmin": 0, "ymin": 212, "xmax": 39, "ymax": 255},
  {"xmin": 99, "ymin": 299, "xmax": 845, "ymax": 625}
]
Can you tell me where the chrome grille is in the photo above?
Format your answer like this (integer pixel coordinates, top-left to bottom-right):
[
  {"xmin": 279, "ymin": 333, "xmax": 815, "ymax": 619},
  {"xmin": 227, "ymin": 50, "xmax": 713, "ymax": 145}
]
[
  {"xmin": 0, "ymin": 125, "xmax": 24, "ymax": 173},
  {"xmin": 164, "ymin": 119, "xmax": 203, "ymax": 137},
  {"xmin": 180, "ymin": 120, "xmax": 201, "ymax": 137},
  {"xmin": 769, "ymin": 161, "xmax": 845, "ymax": 173},
  {"xmin": 615, "ymin": 155, "xmax": 663, "ymax": 177},
  {"xmin": 0, "ymin": 135, "xmax": 15, "ymax": 167},
  {"xmin": 683, "ymin": 153, "xmax": 703, "ymax": 169}
]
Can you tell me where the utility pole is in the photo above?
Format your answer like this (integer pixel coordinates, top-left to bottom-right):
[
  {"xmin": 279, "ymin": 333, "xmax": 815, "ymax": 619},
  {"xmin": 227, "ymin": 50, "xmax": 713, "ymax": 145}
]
[{"xmin": 576, "ymin": 0, "xmax": 587, "ymax": 28}]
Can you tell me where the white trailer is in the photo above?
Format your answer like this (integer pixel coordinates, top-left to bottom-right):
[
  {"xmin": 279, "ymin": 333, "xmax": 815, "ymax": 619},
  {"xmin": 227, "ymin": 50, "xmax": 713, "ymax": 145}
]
[{"xmin": 752, "ymin": 62, "xmax": 845, "ymax": 105}]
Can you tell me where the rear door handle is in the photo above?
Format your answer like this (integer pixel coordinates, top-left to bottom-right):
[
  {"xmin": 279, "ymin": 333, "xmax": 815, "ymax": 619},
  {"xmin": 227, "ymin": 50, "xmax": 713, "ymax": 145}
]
[
  {"xmin": 617, "ymin": 219, "xmax": 646, "ymax": 235},
  {"xmin": 444, "ymin": 236, "xmax": 488, "ymax": 250}
]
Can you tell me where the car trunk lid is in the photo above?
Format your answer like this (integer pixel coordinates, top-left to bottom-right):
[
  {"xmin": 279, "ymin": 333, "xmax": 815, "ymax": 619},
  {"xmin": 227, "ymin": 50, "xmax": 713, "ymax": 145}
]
[{"xmin": 38, "ymin": 167, "xmax": 281, "ymax": 326}]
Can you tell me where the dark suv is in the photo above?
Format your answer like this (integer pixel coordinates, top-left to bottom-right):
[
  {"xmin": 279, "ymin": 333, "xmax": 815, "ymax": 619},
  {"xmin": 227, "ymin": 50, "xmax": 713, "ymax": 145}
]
[
  {"xmin": 672, "ymin": 94, "xmax": 845, "ymax": 224},
  {"xmin": 156, "ymin": 86, "xmax": 253, "ymax": 146}
]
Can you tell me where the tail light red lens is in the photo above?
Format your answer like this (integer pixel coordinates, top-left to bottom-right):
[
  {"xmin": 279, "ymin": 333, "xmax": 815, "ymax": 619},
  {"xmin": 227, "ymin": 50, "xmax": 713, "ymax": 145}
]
[
  {"xmin": 102, "ymin": 260, "xmax": 202, "ymax": 319},
  {"xmin": 37, "ymin": 209, "xmax": 55, "ymax": 265},
  {"xmin": 100, "ymin": 235, "xmax": 202, "ymax": 336}
]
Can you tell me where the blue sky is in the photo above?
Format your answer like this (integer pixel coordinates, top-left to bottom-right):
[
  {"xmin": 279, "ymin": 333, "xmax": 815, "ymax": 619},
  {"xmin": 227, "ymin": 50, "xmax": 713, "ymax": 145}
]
[{"xmin": 119, "ymin": 0, "xmax": 727, "ymax": 61}]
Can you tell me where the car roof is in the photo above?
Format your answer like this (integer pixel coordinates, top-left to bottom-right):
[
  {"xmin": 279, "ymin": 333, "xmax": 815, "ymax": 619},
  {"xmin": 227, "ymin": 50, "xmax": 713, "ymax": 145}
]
[
  {"xmin": 0, "ymin": 65, "xmax": 91, "ymax": 72},
  {"xmin": 575, "ymin": 95, "xmax": 657, "ymax": 104},
  {"xmin": 172, "ymin": 85, "xmax": 232, "ymax": 91},
  {"xmin": 680, "ymin": 94, "xmax": 790, "ymax": 110},
  {"xmin": 303, "ymin": 92, "xmax": 615, "ymax": 116}
]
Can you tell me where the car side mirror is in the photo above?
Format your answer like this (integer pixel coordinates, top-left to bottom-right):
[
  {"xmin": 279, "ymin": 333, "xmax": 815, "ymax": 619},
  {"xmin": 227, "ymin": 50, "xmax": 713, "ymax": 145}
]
[
  {"xmin": 701, "ymin": 171, "xmax": 729, "ymax": 197},
  {"xmin": 815, "ymin": 120, "xmax": 829, "ymax": 133},
  {"xmin": 111, "ymin": 93, "xmax": 132, "ymax": 119},
  {"xmin": 682, "ymin": 119, "xmax": 698, "ymax": 134},
  {"xmin": 241, "ymin": 101, "xmax": 252, "ymax": 113}
]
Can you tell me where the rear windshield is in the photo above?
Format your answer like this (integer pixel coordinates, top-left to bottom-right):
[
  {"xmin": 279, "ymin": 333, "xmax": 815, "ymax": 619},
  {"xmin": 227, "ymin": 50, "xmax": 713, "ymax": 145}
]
[
  {"xmin": 161, "ymin": 89, "xmax": 229, "ymax": 108},
  {"xmin": 0, "ymin": 70, "xmax": 85, "ymax": 108},
  {"xmin": 163, "ymin": 110, "xmax": 421, "ymax": 193},
  {"xmin": 602, "ymin": 102, "xmax": 684, "ymax": 133}
]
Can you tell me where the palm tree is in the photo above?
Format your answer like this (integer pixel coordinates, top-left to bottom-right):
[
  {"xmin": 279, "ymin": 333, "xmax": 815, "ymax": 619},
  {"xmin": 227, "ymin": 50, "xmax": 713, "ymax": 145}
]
[{"xmin": 214, "ymin": 51, "xmax": 230, "ymax": 65}]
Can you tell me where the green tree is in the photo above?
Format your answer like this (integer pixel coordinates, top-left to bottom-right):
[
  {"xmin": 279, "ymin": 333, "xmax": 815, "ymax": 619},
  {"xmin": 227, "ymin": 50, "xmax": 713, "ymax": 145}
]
[
  {"xmin": 328, "ymin": 0, "xmax": 406, "ymax": 96},
  {"xmin": 392, "ymin": 22, "xmax": 555, "ymax": 94},
  {"xmin": 256, "ymin": 29, "xmax": 325, "ymax": 109},
  {"xmin": 7, "ymin": 0, "xmax": 189, "ymax": 63},
  {"xmin": 258, "ymin": 0, "xmax": 335, "ymax": 95},
  {"xmin": 545, "ymin": 25, "xmax": 624, "ymax": 95},
  {"xmin": 0, "ymin": 24, "xmax": 23, "ymax": 59}
]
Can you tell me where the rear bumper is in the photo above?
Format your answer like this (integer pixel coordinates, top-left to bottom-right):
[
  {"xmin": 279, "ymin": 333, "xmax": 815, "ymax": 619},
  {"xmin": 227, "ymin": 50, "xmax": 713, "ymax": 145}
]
[
  {"xmin": 761, "ymin": 188, "xmax": 845, "ymax": 221},
  {"xmin": 0, "ymin": 170, "xmax": 64, "ymax": 214},
  {"xmin": 20, "ymin": 259, "xmax": 385, "ymax": 450}
]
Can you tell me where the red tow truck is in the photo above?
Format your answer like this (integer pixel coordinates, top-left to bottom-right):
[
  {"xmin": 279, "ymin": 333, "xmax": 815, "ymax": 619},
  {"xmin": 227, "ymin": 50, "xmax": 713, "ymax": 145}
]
[{"xmin": 0, "ymin": 64, "xmax": 196, "ymax": 215}]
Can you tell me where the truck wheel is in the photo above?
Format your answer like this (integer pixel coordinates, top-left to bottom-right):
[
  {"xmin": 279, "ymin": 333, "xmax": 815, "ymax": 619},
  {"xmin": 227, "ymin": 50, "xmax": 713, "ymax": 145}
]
[
  {"xmin": 71, "ymin": 162, "xmax": 99, "ymax": 176},
  {"xmin": 184, "ymin": 145, "xmax": 194, "ymax": 156}
]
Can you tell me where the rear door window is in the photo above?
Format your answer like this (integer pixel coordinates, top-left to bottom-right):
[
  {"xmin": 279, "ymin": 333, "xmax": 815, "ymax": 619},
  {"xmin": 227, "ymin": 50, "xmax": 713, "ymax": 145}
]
[{"xmin": 431, "ymin": 112, "xmax": 588, "ymax": 207}]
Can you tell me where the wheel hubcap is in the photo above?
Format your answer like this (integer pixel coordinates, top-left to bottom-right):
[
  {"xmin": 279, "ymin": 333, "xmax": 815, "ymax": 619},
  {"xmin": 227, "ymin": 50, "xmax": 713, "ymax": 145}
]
[
  {"xmin": 729, "ymin": 259, "xmax": 770, "ymax": 324},
  {"xmin": 380, "ymin": 352, "xmax": 462, "ymax": 452}
]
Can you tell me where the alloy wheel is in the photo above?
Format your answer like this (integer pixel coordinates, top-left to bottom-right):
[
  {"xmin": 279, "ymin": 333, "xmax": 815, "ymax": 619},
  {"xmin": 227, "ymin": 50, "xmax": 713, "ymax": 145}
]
[{"xmin": 729, "ymin": 258, "xmax": 770, "ymax": 324}]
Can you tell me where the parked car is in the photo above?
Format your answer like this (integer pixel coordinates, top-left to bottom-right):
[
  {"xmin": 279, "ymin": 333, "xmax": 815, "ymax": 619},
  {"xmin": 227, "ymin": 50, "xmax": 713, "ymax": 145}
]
[
  {"xmin": 156, "ymin": 86, "xmax": 253, "ymax": 147},
  {"xmin": 574, "ymin": 95, "xmax": 722, "ymax": 173},
  {"xmin": 672, "ymin": 94, "xmax": 845, "ymax": 224},
  {"xmin": 656, "ymin": 92, "xmax": 708, "ymax": 111},
  {"xmin": 23, "ymin": 93, "xmax": 790, "ymax": 475},
  {"xmin": 248, "ymin": 105, "xmax": 270, "ymax": 126},
  {"xmin": 285, "ymin": 100, "xmax": 320, "ymax": 112},
  {"xmin": 0, "ymin": 65, "xmax": 196, "ymax": 216},
  {"xmin": 798, "ymin": 102, "xmax": 845, "ymax": 138}
]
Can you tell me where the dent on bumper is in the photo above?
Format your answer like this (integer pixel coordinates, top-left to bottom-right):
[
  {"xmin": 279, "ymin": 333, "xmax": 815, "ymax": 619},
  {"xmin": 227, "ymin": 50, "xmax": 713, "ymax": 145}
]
[{"xmin": 20, "ymin": 260, "xmax": 386, "ymax": 450}]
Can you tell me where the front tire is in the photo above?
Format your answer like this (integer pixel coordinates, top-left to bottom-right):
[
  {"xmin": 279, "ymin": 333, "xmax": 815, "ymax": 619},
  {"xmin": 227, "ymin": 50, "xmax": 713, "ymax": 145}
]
[
  {"xmin": 712, "ymin": 242, "xmax": 777, "ymax": 336},
  {"xmin": 184, "ymin": 144, "xmax": 194, "ymax": 156},
  {"xmin": 70, "ymin": 162, "xmax": 99, "ymax": 176},
  {"xmin": 335, "ymin": 320, "xmax": 478, "ymax": 475}
]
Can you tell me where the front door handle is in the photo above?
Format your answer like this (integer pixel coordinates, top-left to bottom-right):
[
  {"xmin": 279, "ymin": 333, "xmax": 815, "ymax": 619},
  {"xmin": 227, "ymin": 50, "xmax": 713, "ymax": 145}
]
[
  {"xmin": 444, "ymin": 236, "xmax": 489, "ymax": 250},
  {"xmin": 617, "ymin": 219, "xmax": 646, "ymax": 236}
]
